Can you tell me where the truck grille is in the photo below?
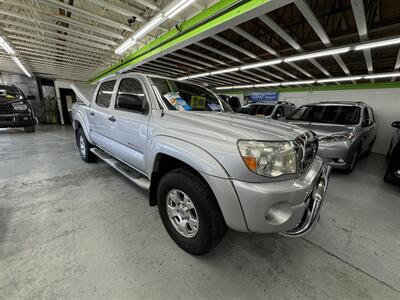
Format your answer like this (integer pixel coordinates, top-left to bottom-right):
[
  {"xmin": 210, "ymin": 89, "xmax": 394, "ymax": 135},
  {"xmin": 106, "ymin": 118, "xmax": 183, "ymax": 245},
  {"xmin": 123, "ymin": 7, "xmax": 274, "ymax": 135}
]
[
  {"xmin": 0, "ymin": 103, "xmax": 13, "ymax": 114},
  {"xmin": 295, "ymin": 131, "xmax": 318, "ymax": 173}
]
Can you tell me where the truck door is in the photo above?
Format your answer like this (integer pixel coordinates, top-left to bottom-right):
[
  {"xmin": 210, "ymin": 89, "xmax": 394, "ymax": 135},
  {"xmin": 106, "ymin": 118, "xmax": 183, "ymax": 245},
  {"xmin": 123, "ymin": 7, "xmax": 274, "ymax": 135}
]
[
  {"xmin": 89, "ymin": 80, "xmax": 116, "ymax": 152},
  {"xmin": 107, "ymin": 77, "xmax": 150, "ymax": 173}
]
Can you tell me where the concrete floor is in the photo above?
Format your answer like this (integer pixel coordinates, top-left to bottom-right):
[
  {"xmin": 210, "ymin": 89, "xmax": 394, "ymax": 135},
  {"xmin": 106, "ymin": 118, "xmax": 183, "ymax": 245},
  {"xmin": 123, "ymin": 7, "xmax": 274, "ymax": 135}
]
[{"xmin": 0, "ymin": 125, "xmax": 399, "ymax": 300}]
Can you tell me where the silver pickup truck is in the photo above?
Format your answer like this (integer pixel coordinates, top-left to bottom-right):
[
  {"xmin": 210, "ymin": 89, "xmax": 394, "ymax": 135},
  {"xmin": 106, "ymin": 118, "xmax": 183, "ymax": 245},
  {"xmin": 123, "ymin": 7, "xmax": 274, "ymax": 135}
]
[{"xmin": 71, "ymin": 73, "xmax": 331, "ymax": 255}]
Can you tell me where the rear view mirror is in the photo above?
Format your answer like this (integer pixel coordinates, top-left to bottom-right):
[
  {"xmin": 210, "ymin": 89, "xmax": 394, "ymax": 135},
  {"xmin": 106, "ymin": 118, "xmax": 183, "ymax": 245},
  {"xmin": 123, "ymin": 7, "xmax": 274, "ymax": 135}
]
[{"xmin": 391, "ymin": 121, "xmax": 400, "ymax": 129}]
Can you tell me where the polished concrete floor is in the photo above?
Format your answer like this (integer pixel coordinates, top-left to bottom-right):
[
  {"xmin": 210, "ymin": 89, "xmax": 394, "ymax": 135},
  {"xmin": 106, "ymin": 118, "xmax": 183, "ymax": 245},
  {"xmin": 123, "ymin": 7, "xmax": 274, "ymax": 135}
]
[{"xmin": 0, "ymin": 125, "xmax": 399, "ymax": 299}]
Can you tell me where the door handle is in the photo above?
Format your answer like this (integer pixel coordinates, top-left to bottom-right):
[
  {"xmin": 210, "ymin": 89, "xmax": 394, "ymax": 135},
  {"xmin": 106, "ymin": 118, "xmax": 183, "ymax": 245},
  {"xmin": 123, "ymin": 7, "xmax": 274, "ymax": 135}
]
[
  {"xmin": 108, "ymin": 116, "xmax": 116, "ymax": 122},
  {"xmin": 90, "ymin": 111, "xmax": 95, "ymax": 116}
]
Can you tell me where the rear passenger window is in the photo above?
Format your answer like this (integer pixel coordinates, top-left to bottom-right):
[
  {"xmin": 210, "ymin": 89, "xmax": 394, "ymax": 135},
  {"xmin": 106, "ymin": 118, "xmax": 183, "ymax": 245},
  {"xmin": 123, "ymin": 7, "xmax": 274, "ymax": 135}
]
[
  {"xmin": 96, "ymin": 80, "xmax": 115, "ymax": 108},
  {"xmin": 115, "ymin": 78, "xmax": 149, "ymax": 114}
]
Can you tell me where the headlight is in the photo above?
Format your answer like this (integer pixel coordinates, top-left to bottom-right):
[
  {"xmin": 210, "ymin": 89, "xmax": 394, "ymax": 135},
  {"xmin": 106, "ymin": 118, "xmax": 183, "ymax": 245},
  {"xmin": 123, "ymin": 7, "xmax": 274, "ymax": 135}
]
[
  {"xmin": 319, "ymin": 132, "xmax": 355, "ymax": 143},
  {"xmin": 12, "ymin": 102, "xmax": 28, "ymax": 111},
  {"xmin": 238, "ymin": 141, "xmax": 297, "ymax": 177}
]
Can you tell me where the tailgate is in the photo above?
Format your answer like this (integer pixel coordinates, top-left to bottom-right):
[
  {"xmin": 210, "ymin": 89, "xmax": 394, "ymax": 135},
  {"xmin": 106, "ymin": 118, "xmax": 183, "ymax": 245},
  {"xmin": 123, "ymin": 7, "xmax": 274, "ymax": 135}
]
[{"xmin": 71, "ymin": 82, "xmax": 95, "ymax": 106}]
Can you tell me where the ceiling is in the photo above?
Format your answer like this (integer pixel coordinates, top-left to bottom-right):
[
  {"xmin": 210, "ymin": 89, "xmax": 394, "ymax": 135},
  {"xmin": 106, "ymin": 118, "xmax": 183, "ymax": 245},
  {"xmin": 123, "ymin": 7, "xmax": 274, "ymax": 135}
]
[
  {"xmin": 0, "ymin": 0, "xmax": 215, "ymax": 81},
  {"xmin": 0, "ymin": 0, "xmax": 400, "ymax": 88}
]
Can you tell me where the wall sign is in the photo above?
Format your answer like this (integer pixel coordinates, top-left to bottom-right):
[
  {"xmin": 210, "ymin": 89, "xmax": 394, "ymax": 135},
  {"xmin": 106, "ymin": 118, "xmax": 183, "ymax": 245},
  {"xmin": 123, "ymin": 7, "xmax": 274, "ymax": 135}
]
[{"xmin": 246, "ymin": 91, "xmax": 279, "ymax": 102}]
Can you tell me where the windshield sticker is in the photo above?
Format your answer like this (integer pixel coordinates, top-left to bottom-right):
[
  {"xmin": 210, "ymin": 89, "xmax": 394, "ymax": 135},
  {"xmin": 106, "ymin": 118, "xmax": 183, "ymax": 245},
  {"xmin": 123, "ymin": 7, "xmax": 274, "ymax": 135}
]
[
  {"xmin": 164, "ymin": 92, "xmax": 192, "ymax": 111},
  {"xmin": 208, "ymin": 103, "xmax": 221, "ymax": 111},
  {"xmin": 190, "ymin": 96, "xmax": 206, "ymax": 109}
]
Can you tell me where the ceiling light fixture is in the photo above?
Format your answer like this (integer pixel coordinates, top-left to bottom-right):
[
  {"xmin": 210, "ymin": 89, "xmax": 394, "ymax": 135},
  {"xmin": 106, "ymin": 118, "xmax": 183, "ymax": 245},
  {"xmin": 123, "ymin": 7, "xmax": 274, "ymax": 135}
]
[
  {"xmin": 317, "ymin": 76, "xmax": 363, "ymax": 83},
  {"xmin": 254, "ymin": 83, "xmax": 281, "ymax": 88},
  {"xmin": 354, "ymin": 37, "xmax": 400, "ymax": 51},
  {"xmin": 189, "ymin": 72, "xmax": 210, "ymax": 79},
  {"xmin": 240, "ymin": 59, "xmax": 283, "ymax": 70},
  {"xmin": 284, "ymin": 47, "xmax": 351, "ymax": 63},
  {"xmin": 12, "ymin": 56, "xmax": 31, "ymax": 77},
  {"xmin": 165, "ymin": 0, "xmax": 196, "ymax": 19},
  {"xmin": 364, "ymin": 72, "xmax": 400, "ymax": 79},
  {"xmin": 210, "ymin": 67, "xmax": 239, "ymax": 75},
  {"xmin": 0, "ymin": 36, "xmax": 14, "ymax": 55},
  {"xmin": 281, "ymin": 80, "xmax": 315, "ymax": 86}
]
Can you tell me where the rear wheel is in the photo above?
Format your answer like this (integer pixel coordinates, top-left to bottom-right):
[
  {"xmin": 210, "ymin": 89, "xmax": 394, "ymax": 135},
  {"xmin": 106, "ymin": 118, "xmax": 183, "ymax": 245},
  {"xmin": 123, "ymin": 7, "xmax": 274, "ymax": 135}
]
[
  {"xmin": 24, "ymin": 125, "xmax": 35, "ymax": 132},
  {"xmin": 76, "ymin": 128, "xmax": 97, "ymax": 163},
  {"xmin": 157, "ymin": 168, "xmax": 226, "ymax": 255}
]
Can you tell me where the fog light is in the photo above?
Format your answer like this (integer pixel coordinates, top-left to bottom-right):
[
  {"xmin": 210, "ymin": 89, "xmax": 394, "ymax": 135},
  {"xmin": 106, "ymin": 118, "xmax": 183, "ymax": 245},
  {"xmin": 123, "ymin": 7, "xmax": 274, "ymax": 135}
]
[
  {"xmin": 265, "ymin": 202, "xmax": 293, "ymax": 225},
  {"xmin": 312, "ymin": 178, "xmax": 327, "ymax": 202},
  {"xmin": 338, "ymin": 158, "xmax": 345, "ymax": 164}
]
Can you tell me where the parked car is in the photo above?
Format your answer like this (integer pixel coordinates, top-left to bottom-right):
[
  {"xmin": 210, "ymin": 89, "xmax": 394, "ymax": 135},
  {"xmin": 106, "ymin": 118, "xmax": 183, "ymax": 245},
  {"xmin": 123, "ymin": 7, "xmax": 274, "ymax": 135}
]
[
  {"xmin": 218, "ymin": 94, "xmax": 241, "ymax": 112},
  {"xmin": 238, "ymin": 101, "xmax": 296, "ymax": 120},
  {"xmin": 282, "ymin": 101, "xmax": 377, "ymax": 173},
  {"xmin": 72, "ymin": 73, "xmax": 331, "ymax": 255},
  {"xmin": 0, "ymin": 84, "xmax": 35, "ymax": 132},
  {"xmin": 385, "ymin": 121, "xmax": 400, "ymax": 185}
]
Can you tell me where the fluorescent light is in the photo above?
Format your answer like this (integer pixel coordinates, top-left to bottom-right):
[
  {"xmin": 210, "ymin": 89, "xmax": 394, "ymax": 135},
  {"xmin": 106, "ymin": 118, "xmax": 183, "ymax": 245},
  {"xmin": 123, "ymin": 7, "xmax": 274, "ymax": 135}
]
[
  {"xmin": 165, "ymin": 0, "xmax": 196, "ymax": 19},
  {"xmin": 210, "ymin": 67, "xmax": 239, "ymax": 75},
  {"xmin": 364, "ymin": 72, "xmax": 400, "ymax": 79},
  {"xmin": 0, "ymin": 36, "xmax": 14, "ymax": 55},
  {"xmin": 355, "ymin": 37, "xmax": 400, "ymax": 51},
  {"xmin": 240, "ymin": 59, "xmax": 282, "ymax": 70},
  {"xmin": 133, "ymin": 14, "xmax": 164, "ymax": 40},
  {"xmin": 317, "ymin": 76, "xmax": 363, "ymax": 83},
  {"xmin": 189, "ymin": 72, "xmax": 210, "ymax": 79},
  {"xmin": 12, "ymin": 56, "xmax": 31, "ymax": 77},
  {"xmin": 115, "ymin": 38, "xmax": 136, "ymax": 54},
  {"xmin": 281, "ymin": 80, "xmax": 315, "ymax": 86},
  {"xmin": 177, "ymin": 76, "xmax": 189, "ymax": 81},
  {"xmin": 254, "ymin": 83, "xmax": 281, "ymax": 88},
  {"xmin": 284, "ymin": 47, "xmax": 351, "ymax": 63},
  {"xmin": 216, "ymin": 86, "xmax": 233, "ymax": 90},
  {"xmin": 232, "ymin": 85, "xmax": 254, "ymax": 89}
]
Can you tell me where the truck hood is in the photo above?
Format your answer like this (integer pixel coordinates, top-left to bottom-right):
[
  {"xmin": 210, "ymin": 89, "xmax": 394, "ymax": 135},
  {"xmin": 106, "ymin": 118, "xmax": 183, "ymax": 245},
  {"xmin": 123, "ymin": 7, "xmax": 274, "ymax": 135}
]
[
  {"xmin": 283, "ymin": 121, "xmax": 355, "ymax": 138},
  {"xmin": 162, "ymin": 111, "xmax": 306, "ymax": 141}
]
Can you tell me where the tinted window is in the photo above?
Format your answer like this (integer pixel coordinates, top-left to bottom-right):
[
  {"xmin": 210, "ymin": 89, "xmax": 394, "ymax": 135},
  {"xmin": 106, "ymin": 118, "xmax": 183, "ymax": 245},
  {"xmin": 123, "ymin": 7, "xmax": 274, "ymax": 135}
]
[
  {"xmin": 96, "ymin": 80, "xmax": 115, "ymax": 108},
  {"xmin": 116, "ymin": 78, "xmax": 149, "ymax": 114},
  {"xmin": 249, "ymin": 105, "xmax": 275, "ymax": 116},
  {"xmin": 274, "ymin": 106, "xmax": 284, "ymax": 119},
  {"xmin": 287, "ymin": 105, "xmax": 361, "ymax": 125},
  {"xmin": 363, "ymin": 108, "xmax": 370, "ymax": 121}
]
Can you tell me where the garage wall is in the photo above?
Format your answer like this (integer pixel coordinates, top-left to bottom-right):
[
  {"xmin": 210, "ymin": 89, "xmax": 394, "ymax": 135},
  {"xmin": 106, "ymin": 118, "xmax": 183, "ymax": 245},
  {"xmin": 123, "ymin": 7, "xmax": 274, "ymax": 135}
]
[{"xmin": 278, "ymin": 88, "xmax": 400, "ymax": 154}]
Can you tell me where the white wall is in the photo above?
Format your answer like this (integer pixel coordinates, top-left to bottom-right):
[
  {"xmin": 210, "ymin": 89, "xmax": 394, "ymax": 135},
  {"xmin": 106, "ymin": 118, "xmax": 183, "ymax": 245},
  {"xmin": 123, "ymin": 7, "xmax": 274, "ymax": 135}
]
[{"xmin": 278, "ymin": 88, "xmax": 400, "ymax": 154}]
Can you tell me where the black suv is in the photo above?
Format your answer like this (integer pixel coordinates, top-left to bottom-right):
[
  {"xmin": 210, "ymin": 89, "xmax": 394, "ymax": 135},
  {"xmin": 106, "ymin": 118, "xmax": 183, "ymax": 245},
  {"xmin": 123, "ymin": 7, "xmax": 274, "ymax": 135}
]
[
  {"xmin": 385, "ymin": 121, "xmax": 400, "ymax": 185},
  {"xmin": 0, "ymin": 84, "xmax": 35, "ymax": 132}
]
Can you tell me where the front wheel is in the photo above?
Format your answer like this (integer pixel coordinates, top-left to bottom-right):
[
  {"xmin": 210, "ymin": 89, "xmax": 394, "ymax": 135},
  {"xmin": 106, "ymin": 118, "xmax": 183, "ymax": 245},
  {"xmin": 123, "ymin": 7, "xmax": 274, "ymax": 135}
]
[
  {"xmin": 76, "ymin": 128, "xmax": 97, "ymax": 163},
  {"xmin": 157, "ymin": 168, "xmax": 226, "ymax": 255},
  {"xmin": 344, "ymin": 149, "xmax": 359, "ymax": 174}
]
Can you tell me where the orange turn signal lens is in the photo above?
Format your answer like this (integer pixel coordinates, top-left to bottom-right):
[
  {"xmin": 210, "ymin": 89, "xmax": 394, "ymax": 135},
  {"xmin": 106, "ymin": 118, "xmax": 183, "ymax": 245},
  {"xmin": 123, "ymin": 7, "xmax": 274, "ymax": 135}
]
[{"xmin": 243, "ymin": 156, "xmax": 257, "ymax": 171}]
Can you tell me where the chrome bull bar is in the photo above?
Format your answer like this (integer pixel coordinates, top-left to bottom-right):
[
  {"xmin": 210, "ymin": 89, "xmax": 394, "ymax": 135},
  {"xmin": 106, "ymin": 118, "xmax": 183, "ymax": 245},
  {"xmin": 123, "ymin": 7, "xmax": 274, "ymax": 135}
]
[{"xmin": 281, "ymin": 164, "xmax": 332, "ymax": 237}]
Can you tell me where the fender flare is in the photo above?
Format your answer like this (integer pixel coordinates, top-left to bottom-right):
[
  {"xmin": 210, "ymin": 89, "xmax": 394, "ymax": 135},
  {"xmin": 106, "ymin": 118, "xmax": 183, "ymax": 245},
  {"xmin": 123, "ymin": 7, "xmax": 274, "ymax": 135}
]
[
  {"xmin": 73, "ymin": 109, "xmax": 94, "ymax": 145},
  {"xmin": 147, "ymin": 135, "xmax": 229, "ymax": 179}
]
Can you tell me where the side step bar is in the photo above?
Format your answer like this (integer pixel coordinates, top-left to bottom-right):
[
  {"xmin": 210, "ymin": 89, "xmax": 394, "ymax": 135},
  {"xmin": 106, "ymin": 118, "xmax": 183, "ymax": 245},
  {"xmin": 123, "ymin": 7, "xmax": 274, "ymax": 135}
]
[{"xmin": 90, "ymin": 148, "xmax": 150, "ymax": 190}]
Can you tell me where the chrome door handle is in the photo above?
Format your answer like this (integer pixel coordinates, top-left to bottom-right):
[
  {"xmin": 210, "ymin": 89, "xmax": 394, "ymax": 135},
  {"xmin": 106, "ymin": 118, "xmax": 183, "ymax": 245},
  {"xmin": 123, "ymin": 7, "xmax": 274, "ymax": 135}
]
[{"xmin": 108, "ymin": 116, "xmax": 116, "ymax": 122}]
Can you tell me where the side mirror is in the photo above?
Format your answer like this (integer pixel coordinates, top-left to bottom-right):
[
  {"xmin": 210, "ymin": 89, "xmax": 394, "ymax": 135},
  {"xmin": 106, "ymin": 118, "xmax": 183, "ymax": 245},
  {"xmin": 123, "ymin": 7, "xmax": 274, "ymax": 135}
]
[
  {"xmin": 274, "ymin": 113, "xmax": 282, "ymax": 120},
  {"xmin": 26, "ymin": 95, "xmax": 35, "ymax": 100},
  {"xmin": 392, "ymin": 121, "xmax": 400, "ymax": 129}
]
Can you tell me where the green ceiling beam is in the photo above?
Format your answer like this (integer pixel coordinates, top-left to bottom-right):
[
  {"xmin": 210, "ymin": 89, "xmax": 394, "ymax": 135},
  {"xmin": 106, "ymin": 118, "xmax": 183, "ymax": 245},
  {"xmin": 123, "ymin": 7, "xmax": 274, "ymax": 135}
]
[{"xmin": 89, "ymin": 0, "xmax": 274, "ymax": 83}]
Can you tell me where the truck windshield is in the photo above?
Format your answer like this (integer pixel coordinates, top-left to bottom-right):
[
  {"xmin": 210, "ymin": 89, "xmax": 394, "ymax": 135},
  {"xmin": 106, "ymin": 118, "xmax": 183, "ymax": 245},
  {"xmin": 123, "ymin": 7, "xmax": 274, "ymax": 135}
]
[
  {"xmin": 286, "ymin": 105, "xmax": 361, "ymax": 125},
  {"xmin": 150, "ymin": 77, "xmax": 232, "ymax": 112},
  {"xmin": 0, "ymin": 85, "xmax": 22, "ymax": 100}
]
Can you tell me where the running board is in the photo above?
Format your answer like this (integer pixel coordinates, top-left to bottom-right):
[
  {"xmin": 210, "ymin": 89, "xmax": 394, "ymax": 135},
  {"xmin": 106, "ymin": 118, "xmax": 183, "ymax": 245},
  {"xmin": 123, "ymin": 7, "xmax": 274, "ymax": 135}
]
[{"xmin": 90, "ymin": 148, "xmax": 150, "ymax": 190}]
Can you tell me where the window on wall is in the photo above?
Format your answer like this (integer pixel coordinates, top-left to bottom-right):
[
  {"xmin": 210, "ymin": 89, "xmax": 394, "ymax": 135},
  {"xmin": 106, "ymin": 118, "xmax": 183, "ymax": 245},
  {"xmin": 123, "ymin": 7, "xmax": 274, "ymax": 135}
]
[
  {"xmin": 95, "ymin": 80, "xmax": 115, "ymax": 108},
  {"xmin": 115, "ymin": 78, "xmax": 149, "ymax": 114}
]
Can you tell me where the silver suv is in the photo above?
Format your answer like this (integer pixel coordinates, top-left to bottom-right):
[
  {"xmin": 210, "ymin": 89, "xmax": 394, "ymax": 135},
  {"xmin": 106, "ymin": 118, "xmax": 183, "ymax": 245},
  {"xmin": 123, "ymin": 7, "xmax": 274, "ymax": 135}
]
[
  {"xmin": 283, "ymin": 101, "xmax": 377, "ymax": 173},
  {"xmin": 72, "ymin": 73, "xmax": 331, "ymax": 255},
  {"xmin": 239, "ymin": 101, "xmax": 296, "ymax": 120}
]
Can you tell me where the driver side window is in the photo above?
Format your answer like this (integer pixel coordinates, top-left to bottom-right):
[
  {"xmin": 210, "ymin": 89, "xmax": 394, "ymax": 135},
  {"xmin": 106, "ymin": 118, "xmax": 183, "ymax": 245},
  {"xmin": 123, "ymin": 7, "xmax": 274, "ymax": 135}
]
[{"xmin": 115, "ymin": 78, "xmax": 149, "ymax": 114}]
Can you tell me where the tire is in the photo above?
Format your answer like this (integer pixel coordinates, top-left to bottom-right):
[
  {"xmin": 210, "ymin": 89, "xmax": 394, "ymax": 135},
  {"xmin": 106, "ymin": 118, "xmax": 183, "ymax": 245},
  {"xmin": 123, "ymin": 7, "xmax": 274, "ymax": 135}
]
[
  {"xmin": 24, "ymin": 125, "xmax": 35, "ymax": 132},
  {"xmin": 76, "ymin": 128, "xmax": 97, "ymax": 163},
  {"xmin": 344, "ymin": 149, "xmax": 359, "ymax": 174},
  {"xmin": 157, "ymin": 168, "xmax": 227, "ymax": 255},
  {"xmin": 364, "ymin": 139, "xmax": 376, "ymax": 157}
]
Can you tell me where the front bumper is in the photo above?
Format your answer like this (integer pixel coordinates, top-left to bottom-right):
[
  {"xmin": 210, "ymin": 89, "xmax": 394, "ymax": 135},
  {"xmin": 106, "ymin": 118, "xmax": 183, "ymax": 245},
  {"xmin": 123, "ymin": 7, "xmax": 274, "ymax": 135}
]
[
  {"xmin": 0, "ymin": 112, "xmax": 34, "ymax": 128},
  {"xmin": 317, "ymin": 141, "xmax": 353, "ymax": 169},
  {"xmin": 232, "ymin": 157, "xmax": 331, "ymax": 235}
]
